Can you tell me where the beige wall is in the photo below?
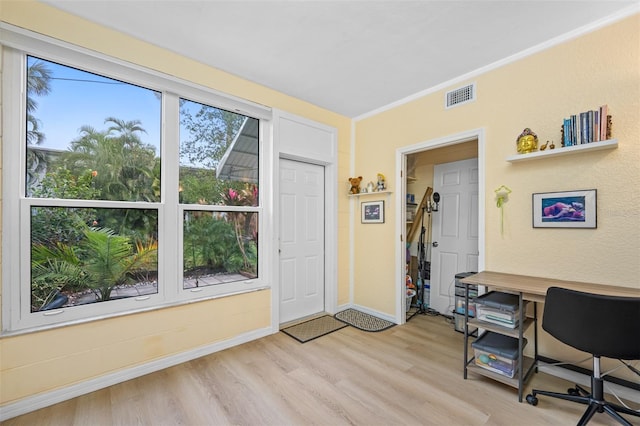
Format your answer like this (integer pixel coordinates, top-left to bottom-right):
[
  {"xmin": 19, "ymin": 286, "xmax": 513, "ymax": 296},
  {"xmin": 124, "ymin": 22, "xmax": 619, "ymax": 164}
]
[
  {"xmin": 0, "ymin": 1, "xmax": 352, "ymax": 407},
  {"xmin": 354, "ymin": 13, "xmax": 639, "ymax": 374},
  {"xmin": 354, "ymin": 13, "xmax": 639, "ymax": 315}
]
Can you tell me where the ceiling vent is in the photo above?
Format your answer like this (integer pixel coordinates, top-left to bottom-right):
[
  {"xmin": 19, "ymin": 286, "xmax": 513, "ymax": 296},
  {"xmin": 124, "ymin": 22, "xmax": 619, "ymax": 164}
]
[{"xmin": 445, "ymin": 83, "xmax": 476, "ymax": 109}]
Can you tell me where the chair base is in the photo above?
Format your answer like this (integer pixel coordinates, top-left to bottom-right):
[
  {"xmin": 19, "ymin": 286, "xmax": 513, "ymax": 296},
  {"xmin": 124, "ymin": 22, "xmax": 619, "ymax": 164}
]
[{"xmin": 527, "ymin": 383, "xmax": 640, "ymax": 426}]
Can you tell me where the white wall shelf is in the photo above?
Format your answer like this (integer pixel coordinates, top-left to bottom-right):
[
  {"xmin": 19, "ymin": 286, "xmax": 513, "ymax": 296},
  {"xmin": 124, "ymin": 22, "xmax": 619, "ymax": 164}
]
[
  {"xmin": 348, "ymin": 190, "xmax": 392, "ymax": 198},
  {"xmin": 506, "ymin": 139, "xmax": 617, "ymax": 163}
]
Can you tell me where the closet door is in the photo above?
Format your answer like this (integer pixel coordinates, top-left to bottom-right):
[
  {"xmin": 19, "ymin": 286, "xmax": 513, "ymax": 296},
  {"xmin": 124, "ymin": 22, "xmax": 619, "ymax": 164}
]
[{"xmin": 430, "ymin": 158, "xmax": 479, "ymax": 315}]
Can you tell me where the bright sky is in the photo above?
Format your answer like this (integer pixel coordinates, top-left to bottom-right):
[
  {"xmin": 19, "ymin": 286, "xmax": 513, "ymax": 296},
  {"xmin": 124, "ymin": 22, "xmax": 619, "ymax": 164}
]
[{"xmin": 28, "ymin": 56, "xmax": 162, "ymax": 153}]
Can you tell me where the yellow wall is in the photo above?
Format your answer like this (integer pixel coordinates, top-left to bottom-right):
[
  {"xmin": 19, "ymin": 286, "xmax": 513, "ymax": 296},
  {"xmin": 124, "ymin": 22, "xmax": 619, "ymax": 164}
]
[
  {"xmin": 0, "ymin": 1, "xmax": 352, "ymax": 407},
  {"xmin": 354, "ymin": 14, "xmax": 639, "ymax": 316},
  {"xmin": 354, "ymin": 14, "xmax": 639, "ymax": 375}
]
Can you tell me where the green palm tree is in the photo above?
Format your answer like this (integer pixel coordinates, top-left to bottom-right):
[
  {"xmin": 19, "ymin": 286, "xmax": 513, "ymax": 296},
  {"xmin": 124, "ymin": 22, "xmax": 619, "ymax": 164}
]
[
  {"xmin": 64, "ymin": 120, "xmax": 157, "ymax": 203},
  {"xmin": 105, "ymin": 117, "xmax": 147, "ymax": 148},
  {"xmin": 104, "ymin": 117, "xmax": 157, "ymax": 202},
  {"xmin": 26, "ymin": 59, "xmax": 52, "ymax": 185}
]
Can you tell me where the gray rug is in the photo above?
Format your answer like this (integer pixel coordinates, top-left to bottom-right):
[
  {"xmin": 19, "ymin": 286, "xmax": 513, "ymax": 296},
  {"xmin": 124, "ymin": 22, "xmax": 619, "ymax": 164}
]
[
  {"xmin": 335, "ymin": 308, "xmax": 395, "ymax": 332},
  {"xmin": 281, "ymin": 315, "xmax": 348, "ymax": 343}
]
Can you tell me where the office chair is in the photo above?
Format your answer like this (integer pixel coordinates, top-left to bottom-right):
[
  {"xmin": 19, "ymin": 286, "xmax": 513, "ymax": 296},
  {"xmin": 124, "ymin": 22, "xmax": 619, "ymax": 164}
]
[{"xmin": 526, "ymin": 286, "xmax": 640, "ymax": 426}]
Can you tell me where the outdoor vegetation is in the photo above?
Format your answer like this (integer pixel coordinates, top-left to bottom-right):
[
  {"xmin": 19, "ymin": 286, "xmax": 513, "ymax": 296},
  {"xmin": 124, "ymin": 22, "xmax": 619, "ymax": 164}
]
[{"xmin": 26, "ymin": 56, "xmax": 259, "ymax": 312}]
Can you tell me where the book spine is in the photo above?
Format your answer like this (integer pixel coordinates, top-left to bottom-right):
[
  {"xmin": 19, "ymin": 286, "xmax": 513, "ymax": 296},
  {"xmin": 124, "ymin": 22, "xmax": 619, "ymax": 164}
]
[
  {"xmin": 580, "ymin": 112, "xmax": 587, "ymax": 144},
  {"xmin": 600, "ymin": 104, "xmax": 609, "ymax": 140}
]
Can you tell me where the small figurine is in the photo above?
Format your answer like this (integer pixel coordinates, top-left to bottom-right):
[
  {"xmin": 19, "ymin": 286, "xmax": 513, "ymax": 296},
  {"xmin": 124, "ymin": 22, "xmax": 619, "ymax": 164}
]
[
  {"xmin": 540, "ymin": 140, "xmax": 549, "ymax": 151},
  {"xmin": 516, "ymin": 128, "xmax": 538, "ymax": 154},
  {"xmin": 377, "ymin": 173, "xmax": 386, "ymax": 191},
  {"xmin": 549, "ymin": 141, "xmax": 555, "ymax": 149}
]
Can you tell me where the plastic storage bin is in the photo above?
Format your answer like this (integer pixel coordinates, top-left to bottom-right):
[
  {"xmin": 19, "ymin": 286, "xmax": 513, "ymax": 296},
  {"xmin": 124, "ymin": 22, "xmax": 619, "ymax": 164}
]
[
  {"xmin": 475, "ymin": 291, "xmax": 520, "ymax": 328},
  {"xmin": 472, "ymin": 331, "xmax": 526, "ymax": 378},
  {"xmin": 454, "ymin": 312, "xmax": 478, "ymax": 334},
  {"xmin": 453, "ymin": 272, "xmax": 478, "ymax": 332}
]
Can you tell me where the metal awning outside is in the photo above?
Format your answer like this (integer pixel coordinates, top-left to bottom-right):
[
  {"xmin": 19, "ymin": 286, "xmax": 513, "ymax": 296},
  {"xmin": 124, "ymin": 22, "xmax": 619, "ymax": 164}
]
[{"xmin": 216, "ymin": 117, "xmax": 259, "ymax": 183}]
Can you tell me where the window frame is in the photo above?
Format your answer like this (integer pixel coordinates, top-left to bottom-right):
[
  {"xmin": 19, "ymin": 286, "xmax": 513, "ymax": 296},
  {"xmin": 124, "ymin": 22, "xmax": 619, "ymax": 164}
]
[{"xmin": 1, "ymin": 24, "xmax": 273, "ymax": 333}]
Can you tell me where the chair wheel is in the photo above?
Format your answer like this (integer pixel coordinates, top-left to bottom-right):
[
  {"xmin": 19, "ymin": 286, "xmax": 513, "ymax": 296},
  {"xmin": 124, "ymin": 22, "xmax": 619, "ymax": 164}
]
[
  {"xmin": 568, "ymin": 387, "xmax": 580, "ymax": 396},
  {"xmin": 526, "ymin": 394, "xmax": 538, "ymax": 406}
]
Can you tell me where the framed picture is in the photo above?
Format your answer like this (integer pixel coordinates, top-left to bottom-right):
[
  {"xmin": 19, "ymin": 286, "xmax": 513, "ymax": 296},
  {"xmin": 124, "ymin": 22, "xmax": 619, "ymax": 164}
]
[
  {"xmin": 532, "ymin": 189, "xmax": 597, "ymax": 228},
  {"xmin": 361, "ymin": 200, "xmax": 385, "ymax": 223}
]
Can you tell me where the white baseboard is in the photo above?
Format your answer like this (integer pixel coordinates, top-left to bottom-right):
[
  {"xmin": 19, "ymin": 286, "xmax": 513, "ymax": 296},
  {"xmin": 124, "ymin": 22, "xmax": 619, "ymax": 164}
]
[
  {"xmin": 538, "ymin": 361, "xmax": 640, "ymax": 404},
  {"xmin": 0, "ymin": 327, "xmax": 273, "ymax": 421},
  {"xmin": 348, "ymin": 303, "xmax": 397, "ymax": 323}
]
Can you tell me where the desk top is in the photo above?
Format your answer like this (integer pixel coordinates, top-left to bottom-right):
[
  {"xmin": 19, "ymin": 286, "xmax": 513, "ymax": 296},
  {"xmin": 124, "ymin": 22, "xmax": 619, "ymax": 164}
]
[{"xmin": 461, "ymin": 271, "xmax": 640, "ymax": 302}]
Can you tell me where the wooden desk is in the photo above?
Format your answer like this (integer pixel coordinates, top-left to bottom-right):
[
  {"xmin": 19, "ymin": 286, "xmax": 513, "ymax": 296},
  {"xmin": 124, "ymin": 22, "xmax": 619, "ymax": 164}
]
[
  {"xmin": 459, "ymin": 271, "xmax": 639, "ymax": 402},
  {"xmin": 461, "ymin": 271, "xmax": 640, "ymax": 303}
]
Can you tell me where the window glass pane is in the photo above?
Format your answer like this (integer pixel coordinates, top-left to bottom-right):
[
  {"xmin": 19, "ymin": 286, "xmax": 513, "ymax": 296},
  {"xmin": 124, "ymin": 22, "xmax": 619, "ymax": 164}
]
[
  {"xmin": 31, "ymin": 207, "xmax": 158, "ymax": 312},
  {"xmin": 25, "ymin": 56, "xmax": 161, "ymax": 201},
  {"xmin": 179, "ymin": 99, "xmax": 259, "ymax": 206},
  {"xmin": 183, "ymin": 210, "xmax": 258, "ymax": 288}
]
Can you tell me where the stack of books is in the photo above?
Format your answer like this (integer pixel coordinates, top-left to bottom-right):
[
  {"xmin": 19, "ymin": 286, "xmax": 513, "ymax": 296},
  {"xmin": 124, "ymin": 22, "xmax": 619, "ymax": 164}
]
[{"xmin": 562, "ymin": 105, "xmax": 611, "ymax": 147}]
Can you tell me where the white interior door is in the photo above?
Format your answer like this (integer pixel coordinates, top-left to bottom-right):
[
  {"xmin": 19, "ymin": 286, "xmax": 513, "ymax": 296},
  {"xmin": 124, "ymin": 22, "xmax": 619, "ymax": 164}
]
[
  {"xmin": 279, "ymin": 158, "xmax": 325, "ymax": 324},
  {"xmin": 429, "ymin": 158, "xmax": 479, "ymax": 315}
]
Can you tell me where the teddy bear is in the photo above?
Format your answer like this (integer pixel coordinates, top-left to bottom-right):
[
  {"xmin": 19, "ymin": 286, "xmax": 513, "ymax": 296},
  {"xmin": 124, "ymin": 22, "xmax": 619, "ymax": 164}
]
[{"xmin": 348, "ymin": 176, "xmax": 363, "ymax": 194}]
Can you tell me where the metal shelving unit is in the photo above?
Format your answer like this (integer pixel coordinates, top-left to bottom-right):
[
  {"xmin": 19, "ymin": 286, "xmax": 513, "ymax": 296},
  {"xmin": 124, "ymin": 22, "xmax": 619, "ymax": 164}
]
[{"xmin": 462, "ymin": 284, "xmax": 538, "ymax": 402}]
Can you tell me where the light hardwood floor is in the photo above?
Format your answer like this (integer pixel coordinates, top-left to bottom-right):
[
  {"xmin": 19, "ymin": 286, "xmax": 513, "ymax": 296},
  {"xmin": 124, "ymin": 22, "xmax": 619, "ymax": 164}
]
[{"xmin": 4, "ymin": 313, "xmax": 638, "ymax": 425}]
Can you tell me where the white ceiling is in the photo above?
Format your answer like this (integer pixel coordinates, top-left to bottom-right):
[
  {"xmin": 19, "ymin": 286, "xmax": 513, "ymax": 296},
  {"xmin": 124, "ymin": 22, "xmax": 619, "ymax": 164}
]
[{"xmin": 42, "ymin": 1, "xmax": 639, "ymax": 118}]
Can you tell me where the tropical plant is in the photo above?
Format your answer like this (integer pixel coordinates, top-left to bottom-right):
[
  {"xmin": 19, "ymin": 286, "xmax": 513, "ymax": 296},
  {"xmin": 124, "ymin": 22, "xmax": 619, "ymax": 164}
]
[
  {"xmin": 31, "ymin": 227, "xmax": 158, "ymax": 310},
  {"xmin": 30, "ymin": 168, "xmax": 100, "ymax": 245},
  {"xmin": 179, "ymin": 167, "xmax": 226, "ymax": 205},
  {"xmin": 221, "ymin": 185, "xmax": 259, "ymax": 272},
  {"xmin": 63, "ymin": 118, "xmax": 157, "ymax": 202},
  {"xmin": 31, "ymin": 242, "xmax": 85, "ymax": 311},
  {"xmin": 182, "ymin": 208, "xmax": 258, "ymax": 286},
  {"xmin": 54, "ymin": 118, "xmax": 159, "ymax": 236}
]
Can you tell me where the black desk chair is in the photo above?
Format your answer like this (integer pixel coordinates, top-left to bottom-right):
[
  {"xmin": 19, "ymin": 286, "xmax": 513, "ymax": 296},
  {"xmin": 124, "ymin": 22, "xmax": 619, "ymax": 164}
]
[{"xmin": 526, "ymin": 286, "xmax": 640, "ymax": 425}]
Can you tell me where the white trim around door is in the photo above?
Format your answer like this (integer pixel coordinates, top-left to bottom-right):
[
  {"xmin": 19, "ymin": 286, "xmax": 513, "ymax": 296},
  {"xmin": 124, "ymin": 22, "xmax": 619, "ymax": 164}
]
[
  {"xmin": 395, "ymin": 128, "xmax": 486, "ymax": 324},
  {"xmin": 272, "ymin": 110, "xmax": 338, "ymax": 332}
]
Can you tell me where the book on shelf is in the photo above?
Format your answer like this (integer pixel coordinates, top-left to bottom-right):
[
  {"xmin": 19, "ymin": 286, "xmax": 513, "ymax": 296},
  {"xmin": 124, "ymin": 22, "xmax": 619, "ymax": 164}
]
[
  {"xmin": 562, "ymin": 104, "xmax": 610, "ymax": 147},
  {"xmin": 599, "ymin": 104, "xmax": 609, "ymax": 141}
]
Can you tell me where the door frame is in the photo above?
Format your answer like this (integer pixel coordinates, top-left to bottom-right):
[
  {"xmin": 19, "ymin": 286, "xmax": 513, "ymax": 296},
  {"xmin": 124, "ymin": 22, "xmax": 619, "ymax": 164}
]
[
  {"xmin": 395, "ymin": 128, "xmax": 486, "ymax": 324},
  {"xmin": 272, "ymin": 110, "xmax": 338, "ymax": 332}
]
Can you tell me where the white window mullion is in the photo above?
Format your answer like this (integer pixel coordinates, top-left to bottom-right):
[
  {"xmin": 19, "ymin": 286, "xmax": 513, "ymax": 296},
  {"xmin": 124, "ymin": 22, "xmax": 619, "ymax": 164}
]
[{"xmin": 162, "ymin": 93, "xmax": 180, "ymax": 300}]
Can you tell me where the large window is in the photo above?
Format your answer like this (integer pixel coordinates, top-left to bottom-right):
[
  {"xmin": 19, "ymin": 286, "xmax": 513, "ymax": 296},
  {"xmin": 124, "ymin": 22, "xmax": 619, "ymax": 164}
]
[{"xmin": 2, "ymin": 28, "xmax": 271, "ymax": 332}]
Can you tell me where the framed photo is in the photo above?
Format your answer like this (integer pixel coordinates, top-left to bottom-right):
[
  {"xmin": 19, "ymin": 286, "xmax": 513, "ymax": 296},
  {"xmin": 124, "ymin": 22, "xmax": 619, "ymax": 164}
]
[
  {"xmin": 532, "ymin": 189, "xmax": 597, "ymax": 228},
  {"xmin": 361, "ymin": 200, "xmax": 384, "ymax": 223}
]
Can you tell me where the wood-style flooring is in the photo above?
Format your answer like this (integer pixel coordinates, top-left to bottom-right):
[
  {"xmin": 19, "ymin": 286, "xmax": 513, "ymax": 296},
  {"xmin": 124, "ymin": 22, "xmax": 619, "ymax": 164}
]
[{"xmin": 4, "ymin": 313, "xmax": 638, "ymax": 425}]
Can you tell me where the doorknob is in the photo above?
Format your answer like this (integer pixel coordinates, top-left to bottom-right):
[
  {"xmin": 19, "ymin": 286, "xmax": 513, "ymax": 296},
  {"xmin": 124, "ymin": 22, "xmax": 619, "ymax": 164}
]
[{"xmin": 432, "ymin": 242, "xmax": 438, "ymax": 247}]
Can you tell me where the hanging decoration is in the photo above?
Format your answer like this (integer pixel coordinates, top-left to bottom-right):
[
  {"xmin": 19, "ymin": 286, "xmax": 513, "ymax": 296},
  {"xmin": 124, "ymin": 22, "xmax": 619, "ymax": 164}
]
[{"xmin": 494, "ymin": 185, "xmax": 512, "ymax": 237}]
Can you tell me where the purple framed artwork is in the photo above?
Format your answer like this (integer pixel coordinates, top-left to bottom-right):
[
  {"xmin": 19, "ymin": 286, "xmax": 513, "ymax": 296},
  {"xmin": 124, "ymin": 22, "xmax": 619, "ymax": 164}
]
[{"xmin": 532, "ymin": 189, "xmax": 596, "ymax": 228}]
